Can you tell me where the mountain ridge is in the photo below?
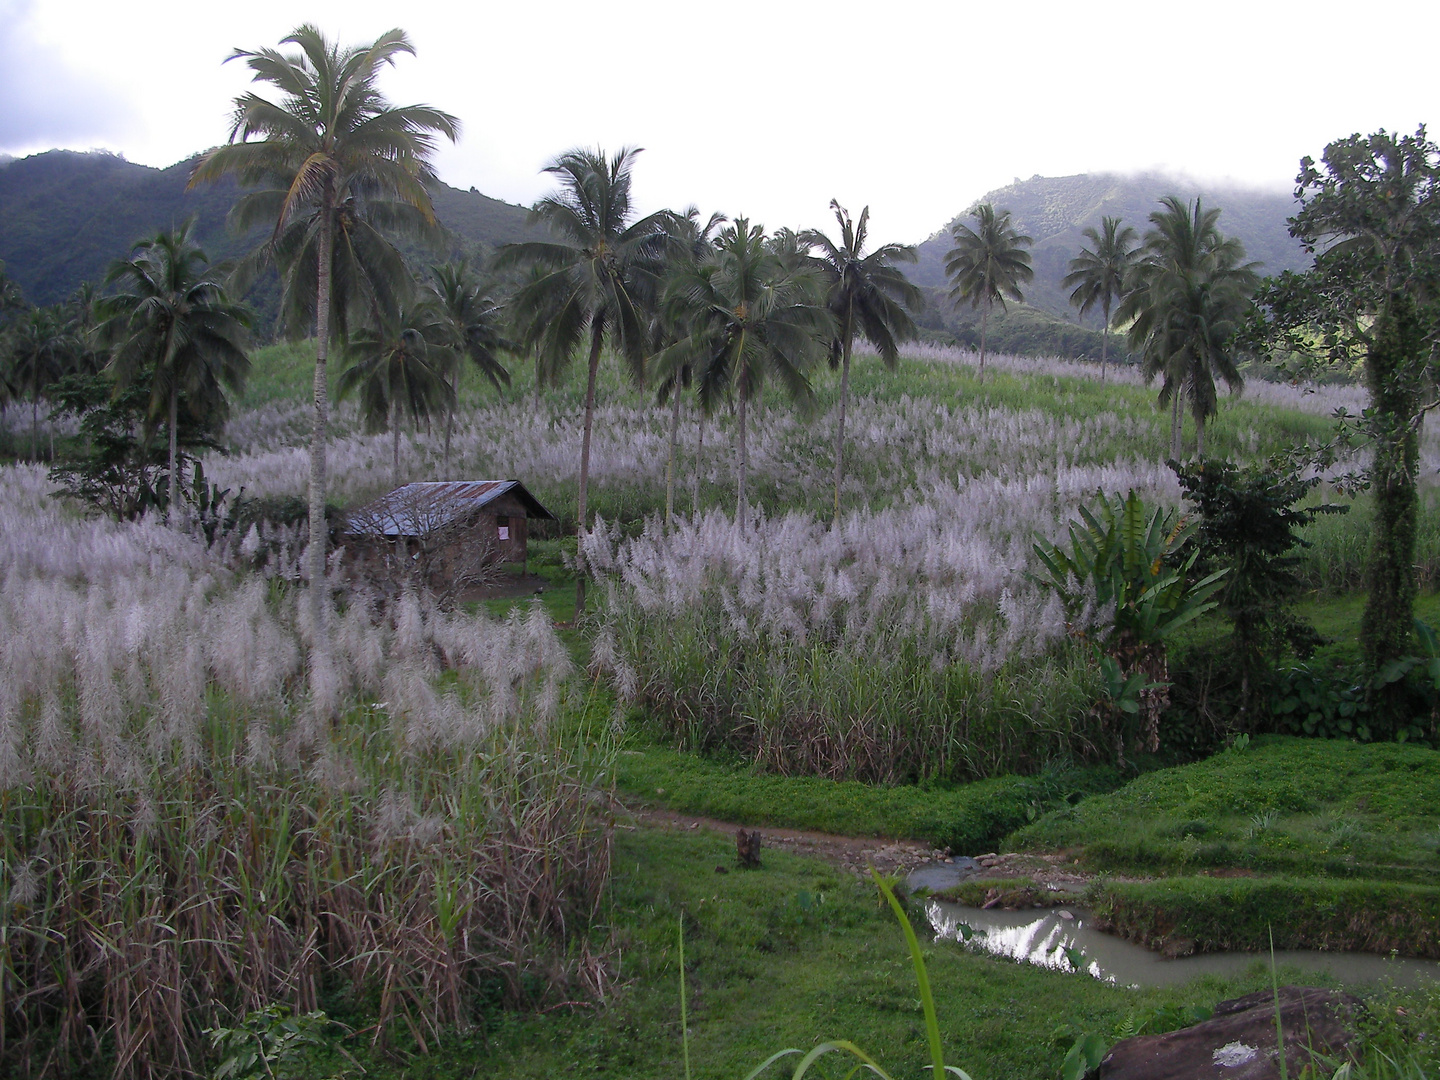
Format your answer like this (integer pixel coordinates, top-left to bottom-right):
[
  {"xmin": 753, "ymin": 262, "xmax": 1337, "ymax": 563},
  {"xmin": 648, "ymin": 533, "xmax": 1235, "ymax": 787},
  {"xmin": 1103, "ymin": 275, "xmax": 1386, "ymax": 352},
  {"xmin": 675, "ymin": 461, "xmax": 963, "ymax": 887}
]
[
  {"xmin": 909, "ymin": 171, "xmax": 1311, "ymax": 320},
  {"xmin": 0, "ymin": 149, "xmax": 538, "ymax": 311}
]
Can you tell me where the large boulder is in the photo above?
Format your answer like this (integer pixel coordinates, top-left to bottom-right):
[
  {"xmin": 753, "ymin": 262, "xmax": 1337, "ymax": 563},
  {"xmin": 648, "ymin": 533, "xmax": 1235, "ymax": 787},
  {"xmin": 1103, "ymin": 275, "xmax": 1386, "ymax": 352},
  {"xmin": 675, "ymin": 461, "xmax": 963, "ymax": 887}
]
[{"xmin": 1098, "ymin": 986, "xmax": 1360, "ymax": 1080}]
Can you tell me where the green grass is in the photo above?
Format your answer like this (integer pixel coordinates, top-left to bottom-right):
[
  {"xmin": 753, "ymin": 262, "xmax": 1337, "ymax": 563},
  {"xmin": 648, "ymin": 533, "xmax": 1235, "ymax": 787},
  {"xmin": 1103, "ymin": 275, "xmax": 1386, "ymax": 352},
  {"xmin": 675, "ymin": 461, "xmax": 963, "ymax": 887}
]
[
  {"xmin": 613, "ymin": 739, "xmax": 1123, "ymax": 853},
  {"xmin": 1010, "ymin": 736, "xmax": 1440, "ymax": 882},
  {"xmin": 1090, "ymin": 875, "xmax": 1440, "ymax": 957},
  {"xmin": 294, "ymin": 825, "xmax": 1282, "ymax": 1080}
]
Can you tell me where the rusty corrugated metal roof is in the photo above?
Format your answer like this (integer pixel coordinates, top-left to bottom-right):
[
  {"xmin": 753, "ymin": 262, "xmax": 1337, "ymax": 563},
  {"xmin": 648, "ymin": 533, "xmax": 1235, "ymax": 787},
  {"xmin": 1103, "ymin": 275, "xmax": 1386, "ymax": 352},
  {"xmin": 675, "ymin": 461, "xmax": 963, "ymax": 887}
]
[{"xmin": 346, "ymin": 480, "xmax": 556, "ymax": 537}]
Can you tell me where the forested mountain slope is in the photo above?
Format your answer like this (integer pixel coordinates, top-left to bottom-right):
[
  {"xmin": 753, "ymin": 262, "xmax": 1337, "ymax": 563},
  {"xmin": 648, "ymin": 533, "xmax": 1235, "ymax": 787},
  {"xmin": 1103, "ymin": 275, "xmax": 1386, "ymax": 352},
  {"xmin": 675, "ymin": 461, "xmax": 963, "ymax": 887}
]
[{"xmin": 0, "ymin": 149, "xmax": 537, "ymax": 311}]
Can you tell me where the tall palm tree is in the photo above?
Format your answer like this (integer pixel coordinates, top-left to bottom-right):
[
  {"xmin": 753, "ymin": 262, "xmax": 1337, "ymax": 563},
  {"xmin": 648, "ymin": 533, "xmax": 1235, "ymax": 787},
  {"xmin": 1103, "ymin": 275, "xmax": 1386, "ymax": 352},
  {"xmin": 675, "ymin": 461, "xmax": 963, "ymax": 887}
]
[
  {"xmin": 1116, "ymin": 196, "xmax": 1260, "ymax": 458},
  {"xmin": 495, "ymin": 146, "xmax": 670, "ymax": 618},
  {"xmin": 337, "ymin": 300, "xmax": 455, "ymax": 483},
  {"xmin": 65, "ymin": 282, "xmax": 108, "ymax": 377},
  {"xmin": 801, "ymin": 201, "xmax": 922, "ymax": 516},
  {"xmin": 189, "ymin": 24, "xmax": 458, "ymax": 669},
  {"xmin": 658, "ymin": 218, "xmax": 832, "ymax": 529},
  {"xmin": 944, "ymin": 204, "xmax": 1033, "ymax": 376},
  {"xmin": 1062, "ymin": 216, "xmax": 1137, "ymax": 382},
  {"xmin": 100, "ymin": 221, "xmax": 251, "ymax": 516},
  {"xmin": 6, "ymin": 305, "xmax": 74, "ymax": 459},
  {"xmin": 654, "ymin": 206, "xmax": 726, "ymax": 529},
  {"xmin": 427, "ymin": 261, "xmax": 511, "ymax": 474}
]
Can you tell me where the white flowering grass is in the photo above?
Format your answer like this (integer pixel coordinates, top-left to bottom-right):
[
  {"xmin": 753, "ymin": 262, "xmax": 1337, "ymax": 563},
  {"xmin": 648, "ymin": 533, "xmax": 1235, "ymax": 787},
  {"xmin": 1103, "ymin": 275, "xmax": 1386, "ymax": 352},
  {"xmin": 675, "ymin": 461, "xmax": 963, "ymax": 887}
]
[{"xmin": 0, "ymin": 470, "xmax": 607, "ymax": 1078}]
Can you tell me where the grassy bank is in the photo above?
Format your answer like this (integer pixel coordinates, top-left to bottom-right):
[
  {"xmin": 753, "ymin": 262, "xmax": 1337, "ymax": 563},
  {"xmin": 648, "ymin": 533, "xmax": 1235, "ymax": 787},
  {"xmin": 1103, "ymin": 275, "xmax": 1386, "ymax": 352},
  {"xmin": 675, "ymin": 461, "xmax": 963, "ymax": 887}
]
[
  {"xmin": 614, "ymin": 740, "xmax": 1122, "ymax": 852},
  {"xmin": 1009, "ymin": 736, "xmax": 1440, "ymax": 882},
  {"xmin": 289, "ymin": 825, "xmax": 1292, "ymax": 1080},
  {"xmin": 1090, "ymin": 876, "xmax": 1440, "ymax": 958}
]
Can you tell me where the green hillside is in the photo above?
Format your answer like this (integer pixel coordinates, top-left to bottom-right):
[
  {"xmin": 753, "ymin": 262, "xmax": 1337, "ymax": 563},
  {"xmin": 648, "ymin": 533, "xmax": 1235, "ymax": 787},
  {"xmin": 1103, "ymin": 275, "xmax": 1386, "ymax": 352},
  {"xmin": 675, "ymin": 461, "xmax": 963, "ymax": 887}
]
[
  {"xmin": 911, "ymin": 172, "xmax": 1312, "ymax": 321},
  {"xmin": 0, "ymin": 149, "xmax": 537, "ymax": 316}
]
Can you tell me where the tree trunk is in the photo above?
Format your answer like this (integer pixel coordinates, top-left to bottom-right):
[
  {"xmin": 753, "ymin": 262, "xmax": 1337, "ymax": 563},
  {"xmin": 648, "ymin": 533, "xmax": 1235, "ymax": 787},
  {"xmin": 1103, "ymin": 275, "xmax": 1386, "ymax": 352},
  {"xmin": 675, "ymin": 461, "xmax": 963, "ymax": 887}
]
[
  {"xmin": 665, "ymin": 379, "xmax": 681, "ymax": 530},
  {"xmin": 832, "ymin": 305, "xmax": 854, "ymax": 521},
  {"xmin": 736, "ymin": 387, "xmax": 749, "ymax": 531},
  {"xmin": 1195, "ymin": 411, "xmax": 1205, "ymax": 459},
  {"xmin": 979, "ymin": 302, "xmax": 989, "ymax": 377},
  {"xmin": 692, "ymin": 412, "xmax": 704, "ymax": 518},
  {"xmin": 307, "ymin": 184, "xmax": 335, "ymax": 696},
  {"xmin": 1362, "ymin": 290, "xmax": 1424, "ymax": 719},
  {"xmin": 574, "ymin": 318, "xmax": 604, "ymax": 622},
  {"xmin": 391, "ymin": 398, "xmax": 401, "ymax": 484},
  {"xmin": 444, "ymin": 369, "xmax": 458, "ymax": 477},
  {"xmin": 1170, "ymin": 391, "xmax": 1182, "ymax": 459},
  {"xmin": 30, "ymin": 395, "xmax": 38, "ymax": 461},
  {"xmin": 168, "ymin": 386, "xmax": 179, "ymax": 524},
  {"xmin": 1100, "ymin": 298, "xmax": 1110, "ymax": 384}
]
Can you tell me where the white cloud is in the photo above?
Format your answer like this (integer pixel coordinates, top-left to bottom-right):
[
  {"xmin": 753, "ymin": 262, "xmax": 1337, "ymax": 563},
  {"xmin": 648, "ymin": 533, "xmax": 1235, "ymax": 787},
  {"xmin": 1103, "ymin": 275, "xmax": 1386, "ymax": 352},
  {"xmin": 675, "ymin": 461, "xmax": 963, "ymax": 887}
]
[{"xmin": 4, "ymin": 0, "xmax": 1439, "ymax": 244}]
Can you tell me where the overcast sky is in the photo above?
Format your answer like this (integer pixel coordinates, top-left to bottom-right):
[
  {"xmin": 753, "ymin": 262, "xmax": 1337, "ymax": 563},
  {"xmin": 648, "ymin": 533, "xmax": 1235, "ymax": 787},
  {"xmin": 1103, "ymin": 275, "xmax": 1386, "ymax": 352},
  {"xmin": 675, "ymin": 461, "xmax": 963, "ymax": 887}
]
[{"xmin": 4, "ymin": 0, "xmax": 1438, "ymax": 245}]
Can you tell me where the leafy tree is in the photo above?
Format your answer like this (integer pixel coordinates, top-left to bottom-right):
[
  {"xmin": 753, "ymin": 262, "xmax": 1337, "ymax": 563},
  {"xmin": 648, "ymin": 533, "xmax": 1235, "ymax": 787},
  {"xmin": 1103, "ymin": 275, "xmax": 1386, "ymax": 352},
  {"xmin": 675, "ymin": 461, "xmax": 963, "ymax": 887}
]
[
  {"xmin": 99, "ymin": 220, "xmax": 250, "ymax": 517},
  {"xmin": 1062, "ymin": 216, "xmax": 1137, "ymax": 382},
  {"xmin": 4, "ymin": 304, "xmax": 74, "ymax": 458},
  {"xmin": 496, "ymin": 146, "xmax": 670, "ymax": 617},
  {"xmin": 337, "ymin": 300, "xmax": 455, "ymax": 483},
  {"xmin": 426, "ymin": 261, "xmax": 512, "ymax": 474},
  {"xmin": 1032, "ymin": 490, "xmax": 1226, "ymax": 761},
  {"xmin": 1172, "ymin": 457, "xmax": 1344, "ymax": 722},
  {"xmin": 800, "ymin": 201, "xmax": 922, "ymax": 516},
  {"xmin": 1252, "ymin": 127, "xmax": 1440, "ymax": 692},
  {"xmin": 190, "ymin": 24, "xmax": 459, "ymax": 673},
  {"xmin": 47, "ymin": 370, "xmax": 220, "ymax": 520},
  {"xmin": 657, "ymin": 218, "xmax": 832, "ymax": 529},
  {"xmin": 1117, "ymin": 197, "xmax": 1259, "ymax": 458},
  {"xmin": 944, "ymin": 204, "xmax": 1033, "ymax": 376}
]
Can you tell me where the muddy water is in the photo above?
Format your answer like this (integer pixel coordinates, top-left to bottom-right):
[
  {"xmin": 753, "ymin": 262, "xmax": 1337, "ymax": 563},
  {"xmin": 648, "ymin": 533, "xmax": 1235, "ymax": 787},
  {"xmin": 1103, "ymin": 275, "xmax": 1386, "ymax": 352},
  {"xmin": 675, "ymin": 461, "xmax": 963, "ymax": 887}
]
[{"xmin": 927, "ymin": 901, "xmax": 1440, "ymax": 988}]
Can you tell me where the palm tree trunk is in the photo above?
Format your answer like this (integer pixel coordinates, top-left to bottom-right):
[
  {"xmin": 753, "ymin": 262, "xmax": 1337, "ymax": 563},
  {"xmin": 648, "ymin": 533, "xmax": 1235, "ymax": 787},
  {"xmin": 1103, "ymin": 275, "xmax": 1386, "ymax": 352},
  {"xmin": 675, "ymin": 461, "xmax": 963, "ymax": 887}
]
[
  {"xmin": 1100, "ymin": 298, "xmax": 1110, "ymax": 384},
  {"xmin": 665, "ymin": 381, "xmax": 681, "ymax": 530},
  {"xmin": 574, "ymin": 319, "xmax": 604, "ymax": 621},
  {"xmin": 168, "ymin": 386, "xmax": 179, "ymax": 524},
  {"xmin": 444, "ymin": 369, "xmax": 458, "ymax": 477},
  {"xmin": 392, "ymin": 399, "xmax": 401, "ymax": 484},
  {"xmin": 30, "ymin": 395, "xmax": 38, "ymax": 460},
  {"xmin": 1170, "ymin": 391, "xmax": 1182, "ymax": 459},
  {"xmin": 832, "ymin": 308, "xmax": 854, "ymax": 521},
  {"xmin": 307, "ymin": 185, "xmax": 335, "ymax": 688},
  {"xmin": 1195, "ymin": 412, "xmax": 1205, "ymax": 459},
  {"xmin": 979, "ymin": 301, "xmax": 989, "ymax": 378},
  {"xmin": 692, "ymin": 412, "xmax": 704, "ymax": 518},
  {"xmin": 736, "ymin": 388, "xmax": 749, "ymax": 531}
]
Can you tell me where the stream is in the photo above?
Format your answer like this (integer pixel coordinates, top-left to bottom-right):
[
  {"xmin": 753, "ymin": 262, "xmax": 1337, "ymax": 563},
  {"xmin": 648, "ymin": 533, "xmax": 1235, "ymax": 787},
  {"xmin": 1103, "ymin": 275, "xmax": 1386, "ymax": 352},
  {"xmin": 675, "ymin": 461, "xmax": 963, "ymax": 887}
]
[{"xmin": 926, "ymin": 900, "xmax": 1440, "ymax": 988}]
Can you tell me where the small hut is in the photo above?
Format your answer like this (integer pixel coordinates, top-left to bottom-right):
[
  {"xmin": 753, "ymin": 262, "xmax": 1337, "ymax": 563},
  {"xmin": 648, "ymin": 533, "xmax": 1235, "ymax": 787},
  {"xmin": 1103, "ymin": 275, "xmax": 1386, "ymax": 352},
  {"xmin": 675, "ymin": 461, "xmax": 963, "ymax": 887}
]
[{"xmin": 344, "ymin": 481, "xmax": 556, "ymax": 592}]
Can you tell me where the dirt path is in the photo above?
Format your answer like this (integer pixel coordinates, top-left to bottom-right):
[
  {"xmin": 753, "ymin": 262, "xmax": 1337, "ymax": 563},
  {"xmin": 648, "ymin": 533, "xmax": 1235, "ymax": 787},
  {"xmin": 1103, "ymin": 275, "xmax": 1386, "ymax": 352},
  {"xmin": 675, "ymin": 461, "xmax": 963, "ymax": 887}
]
[
  {"xmin": 618, "ymin": 802, "xmax": 1098, "ymax": 892},
  {"xmin": 620, "ymin": 804, "xmax": 950, "ymax": 877}
]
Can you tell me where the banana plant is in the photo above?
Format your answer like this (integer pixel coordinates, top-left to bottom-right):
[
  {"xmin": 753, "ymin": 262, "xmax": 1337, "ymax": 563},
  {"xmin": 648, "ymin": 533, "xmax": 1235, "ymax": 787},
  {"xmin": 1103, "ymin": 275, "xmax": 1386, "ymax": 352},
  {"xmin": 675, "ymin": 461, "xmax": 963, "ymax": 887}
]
[
  {"xmin": 1032, "ymin": 490, "xmax": 1227, "ymax": 757},
  {"xmin": 1032, "ymin": 489, "xmax": 1227, "ymax": 649}
]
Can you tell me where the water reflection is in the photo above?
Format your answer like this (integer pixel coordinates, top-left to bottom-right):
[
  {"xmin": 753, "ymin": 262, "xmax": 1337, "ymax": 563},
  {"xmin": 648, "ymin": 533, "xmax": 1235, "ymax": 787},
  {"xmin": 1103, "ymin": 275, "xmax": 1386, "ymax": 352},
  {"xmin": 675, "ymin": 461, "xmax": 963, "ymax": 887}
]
[{"xmin": 927, "ymin": 901, "xmax": 1440, "ymax": 988}]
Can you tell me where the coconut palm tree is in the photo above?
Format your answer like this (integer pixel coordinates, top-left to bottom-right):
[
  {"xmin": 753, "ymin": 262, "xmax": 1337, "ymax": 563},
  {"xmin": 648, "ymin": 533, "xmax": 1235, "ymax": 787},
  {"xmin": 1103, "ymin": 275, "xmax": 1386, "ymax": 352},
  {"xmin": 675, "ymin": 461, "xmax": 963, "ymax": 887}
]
[
  {"xmin": 944, "ymin": 204, "xmax": 1033, "ymax": 376},
  {"xmin": 426, "ymin": 261, "xmax": 511, "ymax": 474},
  {"xmin": 495, "ymin": 146, "xmax": 671, "ymax": 618},
  {"xmin": 653, "ymin": 207, "xmax": 726, "ymax": 529},
  {"xmin": 1062, "ymin": 216, "xmax": 1138, "ymax": 382},
  {"xmin": 100, "ymin": 221, "xmax": 251, "ymax": 517},
  {"xmin": 801, "ymin": 201, "xmax": 922, "ymax": 517},
  {"xmin": 5, "ymin": 305, "xmax": 74, "ymax": 459},
  {"xmin": 1116, "ymin": 196, "xmax": 1259, "ymax": 458},
  {"xmin": 658, "ymin": 218, "xmax": 832, "ymax": 529},
  {"xmin": 337, "ymin": 300, "xmax": 455, "ymax": 483},
  {"xmin": 189, "ymin": 24, "xmax": 459, "ymax": 667}
]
